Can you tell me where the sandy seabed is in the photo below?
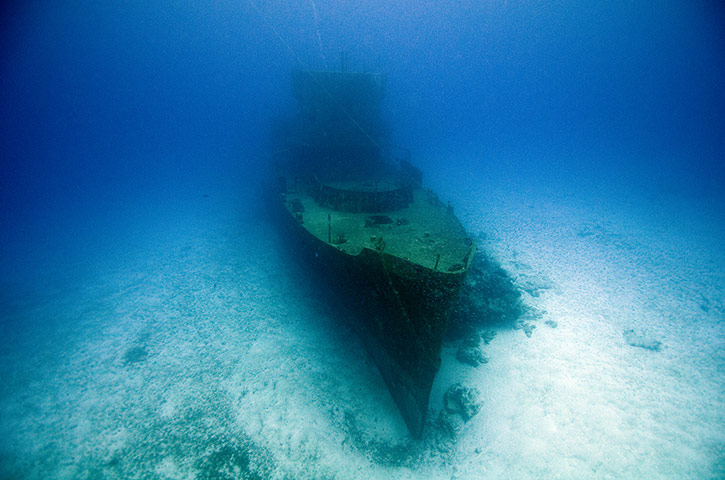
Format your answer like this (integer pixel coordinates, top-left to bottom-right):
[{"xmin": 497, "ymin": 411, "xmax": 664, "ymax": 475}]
[{"xmin": 1, "ymin": 172, "xmax": 723, "ymax": 479}]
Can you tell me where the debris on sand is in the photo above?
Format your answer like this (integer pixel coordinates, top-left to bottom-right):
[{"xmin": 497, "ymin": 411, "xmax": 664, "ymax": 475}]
[
  {"xmin": 623, "ymin": 329, "xmax": 662, "ymax": 351},
  {"xmin": 436, "ymin": 384, "xmax": 483, "ymax": 437},
  {"xmin": 448, "ymin": 252, "xmax": 524, "ymax": 339},
  {"xmin": 123, "ymin": 346, "xmax": 148, "ymax": 365},
  {"xmin": 455, "ymin": 334, "xmax": 488, "ymax": 367},
  {"xmin": 516, "ymin": 321, "xmax": 536, "ymax": 338},
  {"xmin": 481, "ymin": 330, "xmax": 497, "ymax": 344}
]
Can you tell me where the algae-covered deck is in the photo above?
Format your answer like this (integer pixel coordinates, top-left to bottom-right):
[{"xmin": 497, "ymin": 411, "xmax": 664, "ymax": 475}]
[{"xmin": 283, "ymin": 188, "xmax": 472, "ymax": 272}]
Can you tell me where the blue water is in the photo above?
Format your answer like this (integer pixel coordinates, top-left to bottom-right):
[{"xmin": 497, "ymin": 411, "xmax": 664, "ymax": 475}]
[{"xmin": 1, "ymin": 1, "xmax": 723, "ymax": 478}]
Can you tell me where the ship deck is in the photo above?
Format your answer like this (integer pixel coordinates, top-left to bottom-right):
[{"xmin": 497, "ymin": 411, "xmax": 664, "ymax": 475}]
[{"xmin": 283, "ymin": 187, "xmax": 472, "ymax": 272}]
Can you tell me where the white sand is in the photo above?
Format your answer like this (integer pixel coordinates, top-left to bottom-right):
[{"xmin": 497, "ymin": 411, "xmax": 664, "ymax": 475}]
[{"xmin": 0, "ymin": 167, "xmax": 722, "ymax": 479}]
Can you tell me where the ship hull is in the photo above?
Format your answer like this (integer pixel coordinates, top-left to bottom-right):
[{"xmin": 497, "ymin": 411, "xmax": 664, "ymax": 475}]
[{"xmin": 271, "ymin": 189, "xmax": 469, "ymax": 437}]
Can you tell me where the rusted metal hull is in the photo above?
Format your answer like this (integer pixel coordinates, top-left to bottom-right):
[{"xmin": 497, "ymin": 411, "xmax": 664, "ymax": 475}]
[{"xmin": 271, "ymin": 189, "xmax": 471, "ymax": 437}]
